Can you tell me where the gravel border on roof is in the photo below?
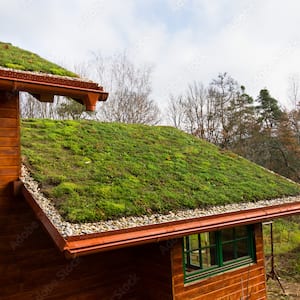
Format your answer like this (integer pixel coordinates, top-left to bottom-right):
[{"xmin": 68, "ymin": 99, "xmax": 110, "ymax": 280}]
[{"xmin": 21, "ymin": 165, "xmax": 300, "ymax": 237}]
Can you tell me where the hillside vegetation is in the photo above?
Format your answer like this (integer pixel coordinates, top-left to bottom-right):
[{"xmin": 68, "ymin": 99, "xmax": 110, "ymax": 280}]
[
  {"xmin": 0, "ymin": 42, "xmax": 77, "ymax": 77},
  {"xmin": 21, "ymin": 119, "xmax": 300, "ymax": 222}
]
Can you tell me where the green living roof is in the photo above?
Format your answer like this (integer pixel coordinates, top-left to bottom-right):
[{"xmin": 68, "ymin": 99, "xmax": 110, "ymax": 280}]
[
  {"xmin": 21, "ymin": 119, "xmax": 300, "ymax": 223},
  {"xmin": 0, "ymin": 42, "xmax": 77, "ymax": 77}
]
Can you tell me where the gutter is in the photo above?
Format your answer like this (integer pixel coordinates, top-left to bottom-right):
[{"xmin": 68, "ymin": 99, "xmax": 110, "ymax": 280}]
[{"xmin": 21, "ymin": 185, "xmax": 300, "ymax": 258}]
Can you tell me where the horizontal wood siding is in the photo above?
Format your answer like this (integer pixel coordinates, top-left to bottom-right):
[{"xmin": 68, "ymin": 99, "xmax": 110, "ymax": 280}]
[
  {"xmin": 136, "ymin": 243, "xmax": 173, "ymax": 299},
  {"xmin": 0, "ymin": 196, "xmax": 174, "ymax": 299},
  {"xmin": 0, "ymin": 197, "xmax": 139, "ymax": 300},
  {"xmin": 0, "ymin": 91, "xmax": 20, "ymax": 197},
  {"xmin": 171, "ymin": 224, "xmax": 267, "ymax": 300}
]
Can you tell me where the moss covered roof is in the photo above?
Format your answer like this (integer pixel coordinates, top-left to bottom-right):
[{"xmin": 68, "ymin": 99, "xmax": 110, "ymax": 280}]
[
  {"xmin": 21, "ymin": 119, "xmax": 300, "ymax": 223},
  {"xmin": 0, "ymin": 42, "xmax": 77, "ymax": 77}
]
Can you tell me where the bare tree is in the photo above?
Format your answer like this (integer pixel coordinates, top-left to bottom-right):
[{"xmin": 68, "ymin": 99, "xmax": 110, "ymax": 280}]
[
  {"xmin": 91, "ymin": 52, "xmax": 160, "ymax": 125},
  {"xmin": 167, "ymin": 74, "xmax": 243, "ymax": 148},
  {"xmin": 183, "ymin": 82, "xmax": 207, "ymax": 138},
  {"xmin": 167, "ymin": 94, "xmax": 184, "ymax": 129},
  {"xmin": 20, "ymin": 92, "xmax": 58, "ymax": 119},
  {"xmin": 287, "ymin": 75, "xmax": 300, "ymax": 144},
  {"xmin": 287, "ymin": 74, "xmax": 300, "ymax": 109},
  {"xmin": 168, "ymin": 82, "xmax": 209, "ymax": 137},
  {"xmin": 209, "ymin": 73, "xmax": 240, "ymax": 148}
]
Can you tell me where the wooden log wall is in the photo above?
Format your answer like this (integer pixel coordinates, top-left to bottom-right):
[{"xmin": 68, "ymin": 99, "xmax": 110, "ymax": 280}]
[
  {"xmin": 171, "ymin": 223, "xmax": 267, "ymax": 300},
  {"xmin": 0, "ymin": 197, "xmax": 138, "ymax": 300},
  {"xmin": 0, "ymin": 91, "xmax": 20, "ymax": 200},
  {"xmin": 136, "ymin": 243, "xmax": 173, "ymax": 299},
  {"xmin": 0, "ymin": 197, "xmax": 174, "ymax": 299}
]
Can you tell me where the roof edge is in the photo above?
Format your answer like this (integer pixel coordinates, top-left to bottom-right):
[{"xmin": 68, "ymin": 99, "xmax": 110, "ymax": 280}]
[
  {"xmin": 22, "ymin": 186, "xmax": 67, "ymax": 250},
  {"xmin": 0, "ymin": 67, "xmax": 108, "ymax": 111},
  {"xmin": 20, "ymin": 184, "xmax": 300, "ymax": 258},
  {"xmin": 64, "ymin": 201, "xmax": 300, "ymax": 257}
]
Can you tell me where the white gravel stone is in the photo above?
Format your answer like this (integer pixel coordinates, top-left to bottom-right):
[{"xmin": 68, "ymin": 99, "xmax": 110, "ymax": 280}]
[{"xmin": 20, "ymin": 164, "xmax": 300, "ymax": 238}]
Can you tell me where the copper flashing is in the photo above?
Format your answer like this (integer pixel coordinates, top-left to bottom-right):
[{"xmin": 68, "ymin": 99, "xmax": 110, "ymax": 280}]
[
  {"xmin": 21, "ymin": 185, "xmax": 300, "ymax": 258},
  {"xmin": 0, "ymin": 68, "xmax": 108, "ymax": 111}
]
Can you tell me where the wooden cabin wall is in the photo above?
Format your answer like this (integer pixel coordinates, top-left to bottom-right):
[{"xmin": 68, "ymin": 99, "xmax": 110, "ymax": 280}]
[
  {"xmin": 0, "ymin": 91, "xmax": 20, "ymax": 200},
  {"xmin": 1, "ymin": 196, "xmax": 139, "ymax": 300},
  {"xmin": 0, "ymin": 197, "xmax": 174, "ymax": 300},
  {"xmin": 171, "ymin": 223, "xmax": 267, "ymax": 300},
  {"xmin": 135, "ymin": 243, "xmax": 173, "ymax": 299}
]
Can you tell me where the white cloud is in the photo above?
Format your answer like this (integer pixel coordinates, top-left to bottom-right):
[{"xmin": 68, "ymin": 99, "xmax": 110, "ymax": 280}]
[{"xmin": 2, "ymin": 0, "xmax": 300, "ymax": 112}]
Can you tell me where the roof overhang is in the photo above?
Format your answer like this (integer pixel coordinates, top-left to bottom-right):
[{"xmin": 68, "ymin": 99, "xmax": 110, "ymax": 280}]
[
  {"xmin": 0, "ymin": 68, "xmax": 108, "ymax": 111},
  {"xmin": 20, "ymin": 184, "xmax": 300, "ymax": 258}
]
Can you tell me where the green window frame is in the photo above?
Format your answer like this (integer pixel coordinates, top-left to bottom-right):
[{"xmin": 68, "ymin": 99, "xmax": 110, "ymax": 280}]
[{"xmin": 183, "ymin": 225, "xmax": 256, "ymax": 283}]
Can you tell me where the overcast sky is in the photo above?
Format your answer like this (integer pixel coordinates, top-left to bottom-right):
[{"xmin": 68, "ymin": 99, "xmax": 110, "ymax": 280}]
[{"xmin": 1, "ymin": 0, "xmax": 300, "ymax": 114}]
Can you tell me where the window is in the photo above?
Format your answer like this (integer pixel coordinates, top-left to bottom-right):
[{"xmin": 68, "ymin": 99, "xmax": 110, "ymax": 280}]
[{"xmin": 183, "ymin": 225, "xmax": 255, "ymax": 283}]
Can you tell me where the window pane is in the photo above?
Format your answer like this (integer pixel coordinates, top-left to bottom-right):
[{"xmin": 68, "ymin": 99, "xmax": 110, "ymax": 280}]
[
  {"xmin": 222, "ymin": 242, "xmax": 235, "ymax": 262},
  {"xmin": 189, "ymin": 234, "xmax": 199, "ymax": 250},
  {"xmin": 222, "ymin": 228, "xmax": 234, "ymax": 242},
  {"xmin": 236, "ymin": 226, "xmax": 248, "ymax": 238},
  {"xmin": 202, "ymin": 246, "xmax": 217, "ymax": 268},
  {"xmin": 190, "ymin": 250, "xmax": 200, "ymax": 267},
  {"xmin": 200, "ymin": 232, "xmax": 215, "ymax": 246},
  {"xmin": 237, "ymin": 240, "xmax": 249, "ymax": 258}
]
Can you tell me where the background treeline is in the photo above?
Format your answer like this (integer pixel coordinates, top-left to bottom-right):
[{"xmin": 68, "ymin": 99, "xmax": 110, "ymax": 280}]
[
  {"xmin": 167, "ymin": 72, "xmax": 300, "ymax": 183},
  {"xmin": 20, "ymin": 53, "xmax": 300, "ymax": 183}
]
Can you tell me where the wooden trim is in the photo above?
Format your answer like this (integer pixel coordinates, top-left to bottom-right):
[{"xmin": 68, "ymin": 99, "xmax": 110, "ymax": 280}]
[
  {"xmin": 64, "ymin": 201, "xmax": 300, "ymax": 256},
  {"xmin": 0, "ymin": 71, "xmax": 108, "ymax": 112},
  {"xmin": 13, "ymin": 180, "xmax": 22, "ymax": 196},
  {"xmin": 21, "ymin": 186, "xmax": 67, "ymax": 252}
]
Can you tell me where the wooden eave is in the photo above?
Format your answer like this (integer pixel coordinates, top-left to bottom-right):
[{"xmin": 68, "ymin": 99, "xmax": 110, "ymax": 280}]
[
  {"xmin": 0, "ymin": 68, "xmax": 108, "ymax": 111},
  {"xmin": 21, "ymin": 184, "xmax": 300, "ymax": 258}
]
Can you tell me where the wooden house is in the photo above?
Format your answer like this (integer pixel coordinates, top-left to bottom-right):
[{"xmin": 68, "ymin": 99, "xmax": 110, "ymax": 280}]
[{"xmin": 1, "ymin": 42, "xmax": 300, "ymax": 300}]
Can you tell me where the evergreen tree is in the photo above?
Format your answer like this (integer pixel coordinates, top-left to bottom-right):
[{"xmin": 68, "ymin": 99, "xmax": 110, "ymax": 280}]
[{"xmin": 256, "ymin": 89, "xmax": 282, "ymax": 130}]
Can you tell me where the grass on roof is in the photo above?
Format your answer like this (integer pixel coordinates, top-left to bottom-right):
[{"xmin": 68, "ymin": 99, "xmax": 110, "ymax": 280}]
[
  {"xmin": 0, "ymin": 42, "xmax": 77, "ymax": 77},
  {"xmin": 21, "ymin": 119, "xmax": 300, "ymax": 223}
]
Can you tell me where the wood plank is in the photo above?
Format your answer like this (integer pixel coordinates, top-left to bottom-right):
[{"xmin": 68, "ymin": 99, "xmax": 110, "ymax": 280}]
[
  {"xmin": 0, "ymin": 128, "xmax": 18, "ymax": 137},
  {"xmin": 0, "ymin": 137, "xmax": 19, "ymax": 147},
  {"xmin": 251, "ymin": 289, "xmax": 267, "ymax": 300},
  {"xmin": 0, "ymin": 92, "xmax": 19, "ymax": 108},
  {"xmin": 0, "ymin": 157, "xmax": 19, "ymax": 166},
  {"xmin": 0, "ymin": 118, "xmax": 18, "ymax": 128},
  {"xmin": 0, "ymin": 166, "xmax": 19, "ymax": 176},
  {"xmin": 174, "ymin": 264, "xmax": 265, "ymax": 291},
  {"xmin": 0, "ymin": 147, "xmax": 19, "ymax": 156},
  {"xmin": 0, "ymin": 108, "xmax": 17, "ymax": 118},
  {"xmin": 0, "ymin": 184, "xmax": 12, "ymax": 196},
  {"xmin": 178, "ymin": 274, "xmax": 265, "ymax": 300},
  {"xmin": 0, "ymin": 176, "xmax": 19, "ymax": 185}
]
